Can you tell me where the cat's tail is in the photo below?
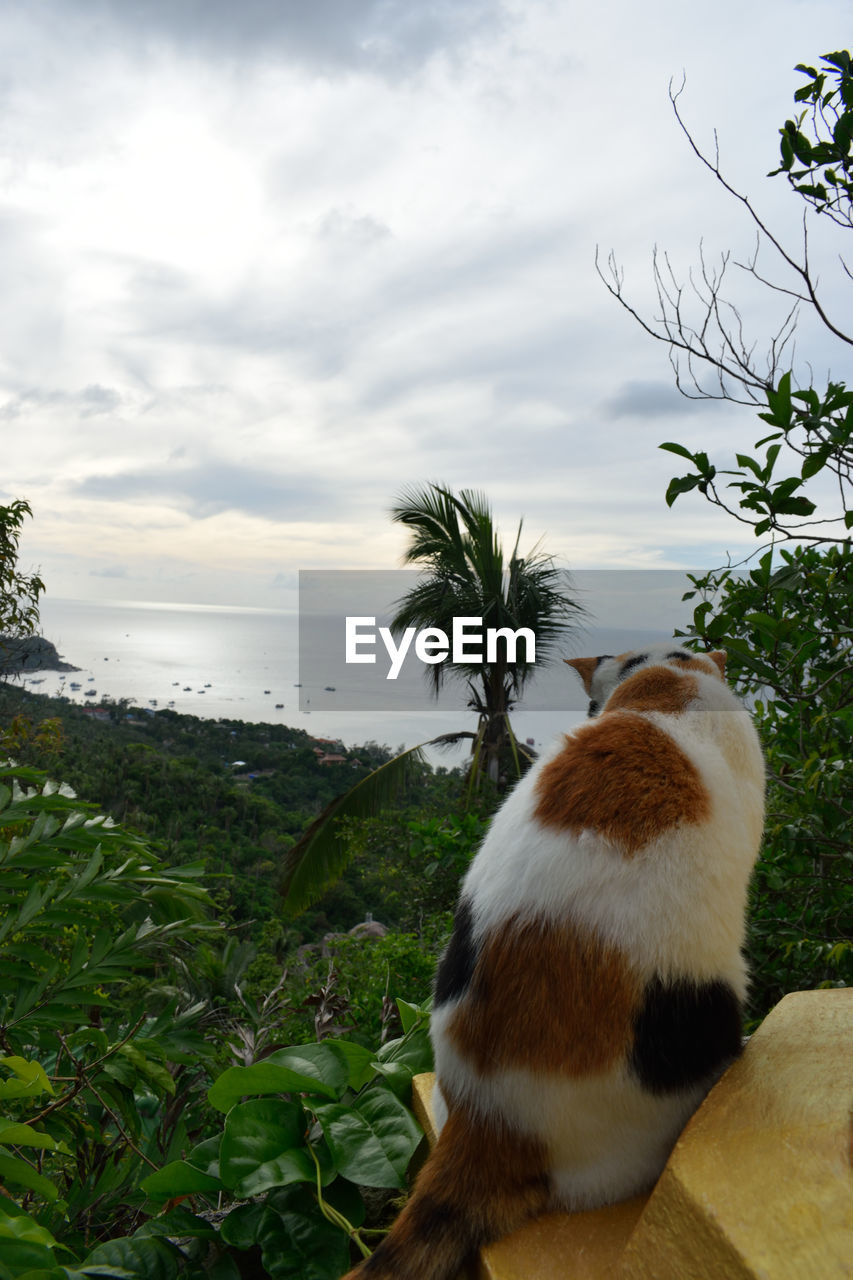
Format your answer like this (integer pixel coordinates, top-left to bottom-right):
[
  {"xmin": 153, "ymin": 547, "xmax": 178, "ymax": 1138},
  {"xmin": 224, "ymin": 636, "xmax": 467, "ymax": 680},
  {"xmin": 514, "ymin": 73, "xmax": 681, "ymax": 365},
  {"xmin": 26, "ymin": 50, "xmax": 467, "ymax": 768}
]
[{"xmin": 341, "ymin": 1102, "xmax": 551, "ymax": 1280}]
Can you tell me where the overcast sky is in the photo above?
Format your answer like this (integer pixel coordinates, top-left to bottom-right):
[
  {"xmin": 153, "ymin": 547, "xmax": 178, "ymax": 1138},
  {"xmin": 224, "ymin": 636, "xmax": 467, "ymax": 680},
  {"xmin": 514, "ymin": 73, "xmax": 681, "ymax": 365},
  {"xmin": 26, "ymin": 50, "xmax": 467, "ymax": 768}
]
[{"xmin": 3, "ymin": 0, "xmax": 851, "ymax": 609}]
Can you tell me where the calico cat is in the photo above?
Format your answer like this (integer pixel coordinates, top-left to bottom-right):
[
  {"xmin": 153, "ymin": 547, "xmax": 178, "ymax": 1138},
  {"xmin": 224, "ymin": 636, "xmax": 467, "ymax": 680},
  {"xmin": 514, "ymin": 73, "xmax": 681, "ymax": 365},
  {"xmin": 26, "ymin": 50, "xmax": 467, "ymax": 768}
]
[{"xmin": 342, "ymin": 642, "xmax": 765, "ymax": 1280}]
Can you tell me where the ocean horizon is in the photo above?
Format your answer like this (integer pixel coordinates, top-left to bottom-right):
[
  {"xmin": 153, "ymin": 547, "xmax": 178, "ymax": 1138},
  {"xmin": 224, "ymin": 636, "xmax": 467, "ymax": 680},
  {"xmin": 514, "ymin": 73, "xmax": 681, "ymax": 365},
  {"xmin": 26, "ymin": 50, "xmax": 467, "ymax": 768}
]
[
  {"xmin": 19, "ymin": 596, "xmax": 579, "ymax": 759},
  {"xmin": 13, "ymin": 579, "xmax": 699, "ymax": 757}
]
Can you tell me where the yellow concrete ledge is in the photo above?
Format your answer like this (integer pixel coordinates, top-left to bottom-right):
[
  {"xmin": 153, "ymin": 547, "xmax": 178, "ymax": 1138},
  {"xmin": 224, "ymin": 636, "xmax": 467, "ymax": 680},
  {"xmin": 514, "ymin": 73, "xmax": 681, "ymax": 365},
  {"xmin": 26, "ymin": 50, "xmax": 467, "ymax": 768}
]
[
  {"xmin": 411, "ymin": 988, "xmax": 853, "ymax": 1280},
  {"xmin": 618, "ymin": 988, "xmax": 853, "ymax": 1280}
]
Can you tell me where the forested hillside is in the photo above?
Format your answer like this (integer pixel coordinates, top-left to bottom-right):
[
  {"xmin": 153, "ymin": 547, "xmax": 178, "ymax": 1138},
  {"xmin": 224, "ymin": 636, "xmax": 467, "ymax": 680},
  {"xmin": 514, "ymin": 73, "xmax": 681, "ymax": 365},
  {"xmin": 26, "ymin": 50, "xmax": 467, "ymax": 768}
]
[{"xmin": 0, "ymin": 681, "xmax": 479, "ymax": 1001}]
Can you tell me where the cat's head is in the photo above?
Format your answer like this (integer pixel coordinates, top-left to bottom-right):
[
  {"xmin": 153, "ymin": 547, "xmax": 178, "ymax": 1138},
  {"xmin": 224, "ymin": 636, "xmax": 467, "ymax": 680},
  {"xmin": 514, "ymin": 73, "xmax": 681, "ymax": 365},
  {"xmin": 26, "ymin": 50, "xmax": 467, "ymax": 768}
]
[{"xmin": 565, "ymin": 641, "xmax": 727, "ymax": 718}]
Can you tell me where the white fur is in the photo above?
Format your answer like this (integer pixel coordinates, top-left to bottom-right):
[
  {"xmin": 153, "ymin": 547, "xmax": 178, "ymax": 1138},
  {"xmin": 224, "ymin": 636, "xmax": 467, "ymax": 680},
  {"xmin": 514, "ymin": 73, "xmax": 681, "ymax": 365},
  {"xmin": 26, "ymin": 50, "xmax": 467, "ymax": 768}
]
[
  {"xmin": 458, "ymin": 654, "xmax": 763, "ymax": 988},
  {"xmin": 430, "ymin": 1044, "xmax": 714, "ymax": 1208}
]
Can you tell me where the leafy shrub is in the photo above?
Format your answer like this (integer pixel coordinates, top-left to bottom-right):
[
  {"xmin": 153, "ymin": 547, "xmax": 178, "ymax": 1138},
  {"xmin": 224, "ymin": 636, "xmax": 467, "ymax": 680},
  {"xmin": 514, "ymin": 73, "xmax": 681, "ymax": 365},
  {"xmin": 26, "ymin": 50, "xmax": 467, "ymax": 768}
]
[
  {"xmin": 0, "ymin": 764, "xmax": 217, "ymax": 1268},
  {"xmin": 140, "ymin": 1000, "xmax": 433, "ymax": 1280},
  {"xmin": 678, "ymin": 544, "xmax": 853, "ymax": 1019}
]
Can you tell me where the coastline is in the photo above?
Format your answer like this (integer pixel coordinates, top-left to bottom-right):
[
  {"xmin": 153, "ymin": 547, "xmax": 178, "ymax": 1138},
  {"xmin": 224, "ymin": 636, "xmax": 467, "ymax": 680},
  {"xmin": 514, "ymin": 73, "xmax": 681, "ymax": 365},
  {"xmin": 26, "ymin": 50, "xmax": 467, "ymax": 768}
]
[{"xmin": 0, "ymin": 635, "xmax": 79, "ymax": 674}]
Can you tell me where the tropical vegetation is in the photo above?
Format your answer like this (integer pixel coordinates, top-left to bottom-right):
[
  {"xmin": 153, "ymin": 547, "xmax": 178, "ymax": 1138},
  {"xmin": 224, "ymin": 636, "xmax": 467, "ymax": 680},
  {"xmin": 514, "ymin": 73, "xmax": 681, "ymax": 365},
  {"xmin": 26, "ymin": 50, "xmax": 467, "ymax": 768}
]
[
  {"xmin": 602, "ymin": 49, "xmax": 853, "ymax": 1017},
  {"xmin": 0, "ymin": 500, "xmax": 44, "ymax": 678},
  {"xmin": 280, "ymin": 483, "xmax": 582, "ymax": 917},
  {"xmin": 389, "ymin": 483, "xmax": 583, "ymax": 785}
]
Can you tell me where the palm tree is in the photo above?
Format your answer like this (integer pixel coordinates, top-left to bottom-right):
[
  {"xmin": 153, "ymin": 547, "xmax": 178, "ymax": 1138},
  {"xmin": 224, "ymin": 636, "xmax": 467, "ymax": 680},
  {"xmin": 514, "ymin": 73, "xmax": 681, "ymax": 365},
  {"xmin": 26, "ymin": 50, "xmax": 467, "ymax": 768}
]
[
  {"xmin": 389, "ymin": 483, "xmax": 583, "ymax": 786},
  {"xmin": 280, "ymin": 484, "xmax": 583, "ymax": 914}
]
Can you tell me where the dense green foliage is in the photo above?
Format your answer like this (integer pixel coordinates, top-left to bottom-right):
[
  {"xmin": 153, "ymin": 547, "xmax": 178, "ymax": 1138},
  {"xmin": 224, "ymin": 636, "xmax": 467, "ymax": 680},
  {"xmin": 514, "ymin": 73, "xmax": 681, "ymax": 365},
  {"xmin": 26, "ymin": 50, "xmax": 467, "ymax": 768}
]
[
  {"xmin": 632, "ymin": 51, "xmax": 853, "ymax": 1023},
  {"xmin": 677, "ymin": 546, "xmax": 852, "ymax": 1020},
  {"xmin": 0, "ymin": 766, "xmax": 218, "ymax": 1272},
  {"xmin": 770, "ymin": 50, "xmax": 853, "ymax": 228},
  {"xmin": 0, "ymin": 699, "xmax": 474, "ymax": 1276},
  {"xmin": 0, "ymin": 500, "xmax": 44, "ymax": 675}
]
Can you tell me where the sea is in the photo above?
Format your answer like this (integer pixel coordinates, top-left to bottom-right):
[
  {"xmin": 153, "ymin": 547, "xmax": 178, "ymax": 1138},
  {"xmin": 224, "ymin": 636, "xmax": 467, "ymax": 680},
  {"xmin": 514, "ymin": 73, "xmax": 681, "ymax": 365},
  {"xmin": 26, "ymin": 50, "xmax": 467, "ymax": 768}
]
[
  {"xmin": 18, "ymin": 597, "xmax": 575, "ymax": 762},
  {"xmin": 14, "ymin": 580, "xmax": 698, "ymax": 761}
]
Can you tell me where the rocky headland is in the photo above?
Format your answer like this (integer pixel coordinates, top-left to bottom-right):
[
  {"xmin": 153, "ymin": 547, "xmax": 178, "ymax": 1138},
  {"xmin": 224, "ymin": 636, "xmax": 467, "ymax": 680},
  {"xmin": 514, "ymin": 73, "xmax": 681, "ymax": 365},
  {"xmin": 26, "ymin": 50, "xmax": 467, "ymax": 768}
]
[{"xmin": 0, "ymin": 635, "xmax": 79, "ymax": 674}]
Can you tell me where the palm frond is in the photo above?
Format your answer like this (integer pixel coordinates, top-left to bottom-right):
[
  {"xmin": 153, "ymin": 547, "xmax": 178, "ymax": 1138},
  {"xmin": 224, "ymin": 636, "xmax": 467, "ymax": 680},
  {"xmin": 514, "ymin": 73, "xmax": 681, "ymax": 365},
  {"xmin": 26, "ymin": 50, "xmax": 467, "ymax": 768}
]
[{"xmin": 280, "ymin": 742, "xmax": 429, "ymax": 915}]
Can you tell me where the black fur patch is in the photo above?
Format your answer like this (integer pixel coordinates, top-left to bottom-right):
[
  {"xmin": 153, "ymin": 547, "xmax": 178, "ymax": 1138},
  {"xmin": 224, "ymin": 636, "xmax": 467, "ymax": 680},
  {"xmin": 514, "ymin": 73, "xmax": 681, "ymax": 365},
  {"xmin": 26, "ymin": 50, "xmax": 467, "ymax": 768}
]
[
  {"xmin": 361, "ymin": 1195, "xmax": 475, "ymax": 1275},
  {"xmin": 587, "ymin": 699, "xmax": 600, "ymax": 718},
  {"xmin": 630, "ymin": 975, "xmax": 743, "ymax": 1095},
  {"xmin": 619, "ymin": 653, "xmax": 648, "ymax": 679},
  {"xmin": 666, "ymin": 650, "xmax": 691, "ymax": 661},
  {"xmin": 434, "ymin": 899, "xmax": 477, "ymax": 1007}
]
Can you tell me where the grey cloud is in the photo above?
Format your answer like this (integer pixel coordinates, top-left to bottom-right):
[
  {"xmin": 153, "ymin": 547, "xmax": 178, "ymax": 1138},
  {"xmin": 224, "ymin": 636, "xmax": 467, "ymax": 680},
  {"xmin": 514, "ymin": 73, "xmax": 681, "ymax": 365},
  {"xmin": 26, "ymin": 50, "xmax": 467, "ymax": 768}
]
[
  {"xmin": 35, "ymin": 0, "xmax": 506, "ymax": 74},
  {"xmin": 0, "ymin": 384, "xmax": 124, "ymax": 421},
  {"xmin": 89, "ymin": 564, "xmax": 128, "ymax": 578},
  {"xmin": 605, "ymin": 380, "xmax": 713, "ymax": 419},
  {"xmin": 73, "ymin": 462, "xmax": 343, "ymax": 521},
  {"xmin": 315, "ymin": 209, "xmax": 393, "ymax": 250},
  {"xmin": 80, "ymin": 385, "xmax": 123, "ymax": 417}
]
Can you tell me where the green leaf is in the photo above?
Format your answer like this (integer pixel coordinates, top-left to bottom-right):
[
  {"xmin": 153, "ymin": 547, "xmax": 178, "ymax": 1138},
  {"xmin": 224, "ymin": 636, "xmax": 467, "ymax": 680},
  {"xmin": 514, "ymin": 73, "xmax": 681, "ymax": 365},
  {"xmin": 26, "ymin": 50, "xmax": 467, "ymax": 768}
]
[
  {"xmin": 772, "ymin": 495, "xmax": 817, "ymax": 517},
  {"xmin": 0, "ymin": 1238, "xmax": 59, "ymax": 1272},
  {"xmin": 140, "ymin": 1160, "xmax": 224, "ymax": 1201},
  {"xmin": 219, "ymin": 1201, "xmax": 267, "ymax": 1251},
  {"xmin": 139, "ymin": 1207, "xmax": 218, "ymax": 1241},
  {"xmin": 219, "ymin": 1098, "xmax": 333, "ymax": 1196},
  {"xmin": 281, "ymin": 743, "xmax": 429, "ymax": 915},
  {"xmin": 0, "ymin": 1122, "xmax": 62, "ymax": 1150},
  {"xmin": 75, "ymin": 1232, "xmax": 185, "ymax": 1279},
  {"xmin": 327, "ymin": 1040, "xmax": 376, "ymax": 1093},
  {"xmin": 658, "ymin": 441, "xmax": 696, "ymax": 461},
  {"xmin": 664, "ymin": 474, "xmax": 703, "ymax": 507},
  {"xmin": 253, "ymin": 1185, "xmax": 350, "ymax": 1280},
  {"xmin": 0, "ymin": 1059, "xmax": 54, "ymax": 1100},
  {"xmin": 0, "ymin": 1210, "xmax": 64, "ymax": 1252},
  {"xmin": 376, "ymin": 1022, "xmax": 433, "ymax": 1078},
  {"xmin": 396, "ymin": 998, "xmax": 426, "ymax": 1035},
  {"xmin": 0, "ymin": 1152, "xmax": 58, "ymax": 1200},
  {"xmin": 314, "ymin": 1086, "xmax": 423, "ymax": 1189},
  {"xmin": 207, "ymin": 1042, "xmax": 353, "ymax": 1112},
  {"xmin": 183, "ymin": 1135, "xmax": 221, "ymax": 1178},
  {"xmin": 801, "ymin": 449, "xmax": 830, "ymax": 480}
]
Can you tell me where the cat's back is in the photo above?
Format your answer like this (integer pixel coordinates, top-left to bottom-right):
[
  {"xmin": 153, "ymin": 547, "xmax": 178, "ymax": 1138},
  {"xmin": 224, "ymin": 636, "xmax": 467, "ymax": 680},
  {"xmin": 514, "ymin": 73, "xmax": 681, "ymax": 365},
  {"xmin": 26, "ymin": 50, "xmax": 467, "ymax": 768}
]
[{"xmin": 461, "ymin": 645, "xmax": 763, "ymax": 944}]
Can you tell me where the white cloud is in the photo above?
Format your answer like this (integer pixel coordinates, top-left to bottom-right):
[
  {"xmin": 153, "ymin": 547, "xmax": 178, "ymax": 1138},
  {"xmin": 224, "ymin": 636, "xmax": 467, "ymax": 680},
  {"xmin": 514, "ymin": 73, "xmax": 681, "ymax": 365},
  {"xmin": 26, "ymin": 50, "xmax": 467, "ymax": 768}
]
[{"xmin": 1, "ymin": 0, "xmax": 850, "ymax": 606}]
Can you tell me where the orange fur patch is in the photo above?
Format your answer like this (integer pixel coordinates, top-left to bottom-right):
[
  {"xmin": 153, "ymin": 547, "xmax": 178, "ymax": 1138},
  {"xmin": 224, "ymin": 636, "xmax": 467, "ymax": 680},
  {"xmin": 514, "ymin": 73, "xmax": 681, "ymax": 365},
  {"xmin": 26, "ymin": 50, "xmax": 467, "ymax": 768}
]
[
  {"xmin": 534, "ymin": 713, "xmax": 711, "ymax": 855},
  {"xmin": 563, "ymin": 655, "xmax": 598, "ymax": 693},
  {"xmin": 604, "ymin": 668, "xmax": 699, "ymax": 717},
  {"xmin": 447, "ymin": 915, "xmax": 640, "ymax": 1076},
  {"xmin": 666, "ymin": 651, "xmax": 726, "ymax": 679},
  {"xmin": 345, "ymin": 1104, "xmax": 550, "ymax": 1279}
]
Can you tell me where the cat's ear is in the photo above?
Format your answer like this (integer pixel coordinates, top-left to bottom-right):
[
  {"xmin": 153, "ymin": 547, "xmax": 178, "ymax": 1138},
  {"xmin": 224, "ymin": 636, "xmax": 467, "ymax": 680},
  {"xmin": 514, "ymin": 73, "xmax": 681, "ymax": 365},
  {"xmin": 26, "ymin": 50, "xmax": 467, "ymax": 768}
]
[
  {"xmin": 564, "ymin": 657, "xmax": 599, "ymax": 693},
  {"xmin": 707, "ymin": 650, "xmax": 727, "ymax": 677}
]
